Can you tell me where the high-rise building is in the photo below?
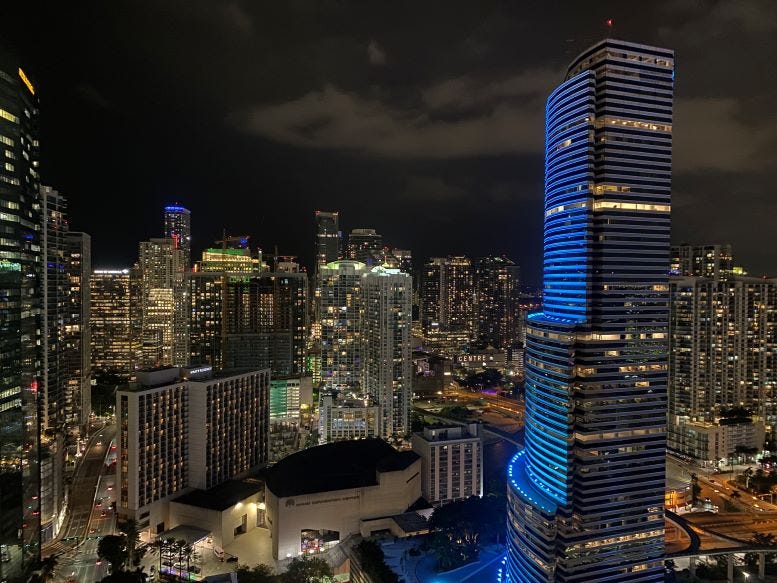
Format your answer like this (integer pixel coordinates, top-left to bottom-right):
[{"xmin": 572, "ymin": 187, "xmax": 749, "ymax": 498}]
[
  {"xmin": 63, "ymin": 231, "xmax": 91, "ymax": 430},
  {"xmin": 189, "ymin": 243, "xmax": 261, "ymax": 369},
  {"xmin": 117, "ymin": 365, "xmax": 269, "ymax": 536},
  {"xmin": 0, "ymin": 53, "xmax": 42, "ymax": 580},
  {"xmin": 319, "ymin": 260, "xmax": 366, "ymax": 393},
  {"xmin": 421, "ymin": 256, "xmax": 476, "ymax": 354},
  {"xmin": 508, "ymin": 39, "xmax": 673, "ymax": 582},
  {"xmin": 318, "ymin": 393, "xmax": 380, "ymax": 443},
  {"xmin": 138, "ymin": 238, "xmax": 189, "ymax": 367},
  {"xmin": 668, "ymin": 275, "xmax": 777, "ymax": 458},
  {"xmin": 670, "ymin": 244, "xmax": 733, "ymax": 279},
  {"xmin": 163, "ymin": 204, "xmax": 192, "ymax": 269},
  {"xmin": 474, "ymin": 256, "xmax": 520, "ymax": 350},
  {"xmin": 346, "ymin": 228, "xmax": 384, "ymax": 266},
  {"xmin": 314, "ymin": 210, "xmax": 340, "ymax": 269},
  {"xmin": 362, "ymin": 266, "xmax": 412, "ymax": 437},
  {"xmin": 91, "ymin": 269, "xmax": 139, "ymax": 379},
  {"xmin": 221, "ymin": 267, "xmax": 308, "ymax": 376}
]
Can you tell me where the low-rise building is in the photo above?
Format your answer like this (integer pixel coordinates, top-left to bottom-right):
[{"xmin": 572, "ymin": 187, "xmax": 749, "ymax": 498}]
[
  {"xmin": 264, "ymin": 439, "xmax": 421, "ymax": 559},
  {"xmin": 668, "ymin": 417, "xmax": 765, "ymax": 466},
  {"xmin": 411, "ymin": 423, "xmax": 483, "ymax": 505},
  {"xmin": 318, "ymin": 393, "xmax": 380, "ymax": 443}
]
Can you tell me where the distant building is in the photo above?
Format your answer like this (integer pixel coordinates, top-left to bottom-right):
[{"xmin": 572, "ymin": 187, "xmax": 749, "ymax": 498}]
[
  {"xmin": 263, "ymin": 439, "xmax": 421, "ymax": 559},
  {"xmin": 64, "ymin": 231, "xmax": 91, "ymax": 430},
  {"xmin": 346, "ymin": 228, "xmax": 384, "ymax": 266},
  {"xmin": 221, "ymin": 266, "xmax": 308, "ymax": 376},
  {"xmin": 362, "ymin": 266, "xmax": 412, "ymax": 437},
  {"xmin": 474, "ymin": 256, "xmax": 520, "ymax": 350},
  {"xmin": 319, "ymin": 393, "xmax": 380, "ymax": 443},
  {"xmin": 138, "ymin": 237, "xmax": 189, "ymax": 367},
  {"xmin": 669, "ymin": 274, "xmax": 777, "ymax": 452},
  {"xmin": 269, "ymin": 376, "xmax": 313, "ymax": 462},
  {"xmin": 315, "ymin": 210, "xmax": 341, "ymax": 269},
  {"xmin": 163, "ymin": 204, "xmax": 192, "ymax": 269},
  {"xmin": 91, "ymin": 269, "xmax": 139, "ymax": 379},
  {"xmin": 421, "ymin": 256, "xmax": 476, "ymax": 352},
  {"xmin": 669, "ymin": 419, "xmax": 765, "ymax": 465},
  {"xmin": 320, "ymin": 260, "xmax": 367, "ymax": 392},
  {"xmin": 116, "ymin": 366, "xmax": 269, "ymax": 537},
  {"xmin": 670, "ymin": 244, "xmax": 733, "ymax": 279},
  {"xmin": 412, "ymin": 423, "xmax": 483, "ymax": 505}
]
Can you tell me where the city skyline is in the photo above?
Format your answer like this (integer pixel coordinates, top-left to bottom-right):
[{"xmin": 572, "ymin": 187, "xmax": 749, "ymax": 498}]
[{"xmin": 2, "ymin": 2, "xmax": 776, "ymax": 285}]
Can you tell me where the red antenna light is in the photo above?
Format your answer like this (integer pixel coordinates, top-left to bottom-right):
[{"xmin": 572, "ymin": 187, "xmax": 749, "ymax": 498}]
[{"xmin": 606, "ymin": 18, "xmax": 613, "ymax": 28}]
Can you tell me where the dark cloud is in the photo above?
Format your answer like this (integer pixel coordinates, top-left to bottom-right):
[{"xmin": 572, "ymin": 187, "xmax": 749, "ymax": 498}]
[{"xmin": 2, "ymin": 0, "xmax": 776, "ymax": 284}]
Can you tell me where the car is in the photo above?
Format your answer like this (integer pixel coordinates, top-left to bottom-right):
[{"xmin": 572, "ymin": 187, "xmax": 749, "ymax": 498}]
[
  {"xmin": 226, "ymin": 556, "xmax": 238, "ymax": 563},
  {"xmin": 714, "ymin": 489, "xmax": 720, "ymax": 493},
  {"xmin": 100, "ymin": 511, "xmax": 107, "ymax": 517},
  {"xmin": 107, "ymin": 485, "xmax": 114, "ymax": 491},
  {"xmin": 95, "ymin": 501, "xmax": 102, "ymax": 507}
]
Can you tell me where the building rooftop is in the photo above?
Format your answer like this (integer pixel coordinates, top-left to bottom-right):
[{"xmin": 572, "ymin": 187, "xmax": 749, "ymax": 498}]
[
  {"xmin": 172, "ymin": 479, "xmax": 262, "ymax": 511},
  {"xmin": 264, "ymin": 439, "xmax": 419, "ymax": 498}
]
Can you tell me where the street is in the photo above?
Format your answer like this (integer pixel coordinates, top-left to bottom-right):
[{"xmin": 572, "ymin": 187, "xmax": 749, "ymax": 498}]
[{"xmin": 44, "ymin": 422, "xmax": 117, "ymax": 582}]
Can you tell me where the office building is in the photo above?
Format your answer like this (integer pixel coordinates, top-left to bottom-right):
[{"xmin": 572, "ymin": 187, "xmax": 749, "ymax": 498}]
[
  {"xmin": 138, "ymin": 237, "xmax": 189, "ymax": 367},
  {"xmin": 116, "ymin": 366, "xmax": 269, "ymax": 536},
  {"xmin": 320, "ymin": 260, "xmax": 366, "ymax": 393},
  {"xmin": 474, "ymin": 255, "xmax": 520, "ymax": 350},
  {"xmin": 362, "ymin": 266, "xmax": 412, "ymax": 438},
  {"xmin": 0, "ymin": 53, "xmax": 41, "ymax": 580},
  {"xmin": 411, "ymin": 423, "xmax": 483, "ymax": 505},
  {"xmin": 385, "ymin": 248, "xmax": 412, "ymax": 274},
  {"xmin": 346, "ymin": 228, "xmax": 384, "ymax": 266},
  {"xmin": 670, "ymin": 244, "xmax": 733, "ymax": 279},
  {"xmin": 508, "ymin": 39, "xmax": 673, "ymax": 582},
  {"xmin": 91, "ymin": 269, "xmax": 139, "ymax": 379},
  {"xmin": 163, "ymin": 204, "xmax": 192, "ymax": 269},
  {"xmin": 264, "ymin": 440, "xmax": 421, "ymax": 559}
]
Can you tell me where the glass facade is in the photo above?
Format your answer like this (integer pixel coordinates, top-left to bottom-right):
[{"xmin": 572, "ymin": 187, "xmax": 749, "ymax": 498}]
[
  {"xmin": 507, "ymin": 39, "xmax": 673, "ymax": 582},
  {"xmin": 0, "ymin": 55, "xmax": 41, "ymax": 582}
]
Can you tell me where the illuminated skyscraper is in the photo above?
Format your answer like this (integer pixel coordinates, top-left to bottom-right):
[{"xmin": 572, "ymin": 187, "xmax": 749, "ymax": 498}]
[
  {"xmin": 421, "ymin": 256, "xmax": 476, "ymax": 354},
  {"xmin": 64, "ymin": 231, "xmax": 91, "ymax": 431},
  {"xmin": 669, "ymin": 243, "xmax": 733, "ymax": 279},
  {"xmin": 319, "ymin": 260, "xmax": 366, "ymax": 393},
  {"xmin": 0, "ymin": 52, "xmax": 41, "ymax": 580},
  {"xmin": 508, "ymin": 39, "xmax": 673, "ymax": 582},
  {"xmin": 138, "ymin": 238, "xmax": 189, "ymax": 367},
  {"xmin": 362, "ymin": 266, "xmax": 412, "ymax": 437},
  {"xmin": 474, "ymin": 256, "xmax": 520, "ymax": 350},
  {"xmin": 346, "ymin": 228, "xmax": 384, "ymax": 266},
  {"xmin": 315, "ymin": 210, "xmax": 340, "ymax": 269},
  {"xmin": 163, "ymin": 204, "xmax": 191, "ymax": 268},
  {"xmin": 91, "ymin": 269, "xmax": 139, "ymax": 379}
]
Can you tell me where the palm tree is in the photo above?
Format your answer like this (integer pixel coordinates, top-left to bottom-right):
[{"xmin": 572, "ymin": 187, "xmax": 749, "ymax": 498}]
[{"xmin": 119, "ymin": 519, "xmax": 141, "ymax": 566}]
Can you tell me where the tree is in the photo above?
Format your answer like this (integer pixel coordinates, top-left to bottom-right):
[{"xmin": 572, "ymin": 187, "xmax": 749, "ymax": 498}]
[
  {"xmin": 690, "ymin": 473, "xmax": 701, "ymax": 506},
  {"xmin": 280, "ymin": 556, "xmax": 334, "ymax": 583},
  {"xmin": 355, "ymin": 540, "xmax": 400, "ymax": 583},
  {"xmin": 119, "ymin": 520, "xmax": 143, "ymax": 566},
  {"xmin": 98, "ymin": 535, "xmax": 129, "ymax": 574},
  {"xmin": 236, "ymin": 564, "xmax": 276, "ymax": 583}
]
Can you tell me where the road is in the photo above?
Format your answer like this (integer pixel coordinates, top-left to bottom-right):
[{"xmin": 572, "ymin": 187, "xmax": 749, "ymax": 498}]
[{"xmin": 44, "ymin": 422, "xmax": 116, "ymax": 582}]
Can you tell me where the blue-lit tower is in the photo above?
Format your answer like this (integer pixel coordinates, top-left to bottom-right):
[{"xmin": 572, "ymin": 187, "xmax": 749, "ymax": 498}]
[{"xmin": 506, "ymin": 39, "xmax": 674, "ymax": 582}]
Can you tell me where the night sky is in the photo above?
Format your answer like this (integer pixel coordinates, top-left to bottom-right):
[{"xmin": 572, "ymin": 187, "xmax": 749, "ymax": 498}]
[{"xmin": 3, "ymin": 1, "xmax": 776, "ymax": 286}]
